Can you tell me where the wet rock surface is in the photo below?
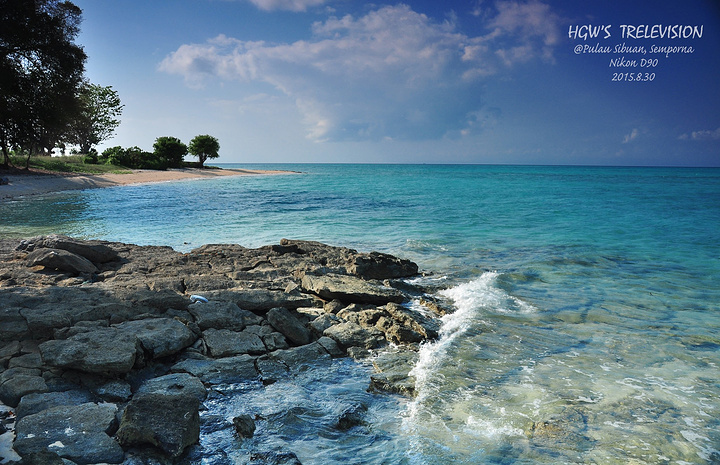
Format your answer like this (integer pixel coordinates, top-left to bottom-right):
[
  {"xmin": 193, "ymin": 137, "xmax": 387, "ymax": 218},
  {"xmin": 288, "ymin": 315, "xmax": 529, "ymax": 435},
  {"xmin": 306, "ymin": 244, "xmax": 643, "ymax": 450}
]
[{"xmin": 0, "ymin": 235, "xmax": 445, "ymax": 463}]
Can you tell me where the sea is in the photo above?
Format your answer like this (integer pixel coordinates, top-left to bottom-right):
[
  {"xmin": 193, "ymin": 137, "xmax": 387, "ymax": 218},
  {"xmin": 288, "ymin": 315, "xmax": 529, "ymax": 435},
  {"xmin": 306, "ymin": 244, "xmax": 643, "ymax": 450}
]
[{"xmin": 1, "ymin": 164, "xmax": 719, "ymax": 464}]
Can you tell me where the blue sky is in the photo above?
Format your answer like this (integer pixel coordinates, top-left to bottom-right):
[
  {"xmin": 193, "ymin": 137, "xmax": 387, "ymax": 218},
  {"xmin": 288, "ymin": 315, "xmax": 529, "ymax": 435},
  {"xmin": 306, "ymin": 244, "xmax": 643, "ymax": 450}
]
[{"xmin": 73, "ymin": 0, "xmax": 720, "ymax": 166}]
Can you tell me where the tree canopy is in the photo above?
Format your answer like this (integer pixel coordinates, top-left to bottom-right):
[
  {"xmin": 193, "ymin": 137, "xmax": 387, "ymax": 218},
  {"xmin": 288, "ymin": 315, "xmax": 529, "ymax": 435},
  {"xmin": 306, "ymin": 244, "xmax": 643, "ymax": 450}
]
[
  {"xmin": 153, "ymin": 136, "xmax": 187, "ymax": 168},
  {"xmin": 69, "ymin": 82, "xmax": 123, "ymax": 154},
  {"xmin": 188, "ymin": 135, "xmax": 220, "ymax": 168},
  {"xmin": 1, "ymin": 0, "xmax": 86, "ymax": 167}
]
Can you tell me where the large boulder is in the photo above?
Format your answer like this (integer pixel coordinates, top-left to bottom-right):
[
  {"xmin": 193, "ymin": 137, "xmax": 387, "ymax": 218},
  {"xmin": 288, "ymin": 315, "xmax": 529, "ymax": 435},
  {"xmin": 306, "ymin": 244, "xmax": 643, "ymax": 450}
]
[
  {"xmin": 301, "ymin": 273, "xmax": 406, "ymax": 305},
  {"xmin": 17, "ymin": 234, "xmax": 118, "ymax": 263},
  {"xmin": 116, "ymin": 392, "xmax": 200, "ymax": 457},
  {"xmin": 266, "ymin": 307, "xmax": 312, "ymax": 346},
  {"xmin": 346, "ymin": 251, "xmax": 419, "ymax": 279},
  {"xmin": 39, "ymin": 328, "xmax": 139, "ymax": 375},
  {"xmin": 14, "ymin": 402, "xmax": 124, "ymax": 464},
  {"xmin": 25, "ymin": 248, "xmax": 98, "ymax": 275}
]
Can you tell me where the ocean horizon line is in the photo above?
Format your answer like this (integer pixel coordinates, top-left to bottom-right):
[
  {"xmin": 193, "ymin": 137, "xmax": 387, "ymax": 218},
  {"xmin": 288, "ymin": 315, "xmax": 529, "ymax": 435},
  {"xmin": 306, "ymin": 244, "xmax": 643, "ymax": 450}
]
[{"xmin": 216, "ymin": 161, "xmax": 720, "ymax": 169}]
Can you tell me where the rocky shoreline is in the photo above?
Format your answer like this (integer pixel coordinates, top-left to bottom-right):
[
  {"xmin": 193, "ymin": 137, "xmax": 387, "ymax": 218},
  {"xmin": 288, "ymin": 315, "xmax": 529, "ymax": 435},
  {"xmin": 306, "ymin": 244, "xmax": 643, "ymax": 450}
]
[{"xmin": 0, "ymin": 235, "xmax": 450, "ymax": 464}]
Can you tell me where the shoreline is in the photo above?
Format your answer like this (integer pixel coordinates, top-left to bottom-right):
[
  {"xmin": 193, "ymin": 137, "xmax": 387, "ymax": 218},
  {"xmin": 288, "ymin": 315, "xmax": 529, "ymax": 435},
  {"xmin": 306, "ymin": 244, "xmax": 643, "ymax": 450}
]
[
  {"xmin": 0, "ymin": 167, "xmax": 290, "ymax": 201},
  {"xmin": 0, "ymin": 236, "xmax": 432, "ymax": 463}
]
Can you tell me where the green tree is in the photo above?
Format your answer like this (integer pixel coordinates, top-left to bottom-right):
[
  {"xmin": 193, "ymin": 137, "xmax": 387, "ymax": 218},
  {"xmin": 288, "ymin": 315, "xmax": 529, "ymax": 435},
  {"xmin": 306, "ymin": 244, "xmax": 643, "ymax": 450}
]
[
  {"xmin": 188, "ymin": 135, "xmax": 220, "ymax": 168},
  {"xmin": 0, "ymin": 0, "xmax": 86, "ymax": 168},
  {"xmin": 153, "ymin": 136, "xmax": 187, "ymax": 168},
  {"xmin": 69, "ymin": 82, "xmax": 123, "ymax": 154}
]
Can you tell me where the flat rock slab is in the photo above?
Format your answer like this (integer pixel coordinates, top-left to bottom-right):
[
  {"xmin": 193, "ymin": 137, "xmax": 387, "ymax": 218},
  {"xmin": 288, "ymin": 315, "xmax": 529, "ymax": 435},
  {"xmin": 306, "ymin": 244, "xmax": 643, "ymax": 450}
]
[
  {"xmin": 203, "ymin": 328, "xmax": 267, "ymax": 357},
  {"xmin": 202, "ymin": 288, "xmax": 317, "ymax": 312},
  {"xmin": 39, "ymin": 328, "xmax": 139, "ymax": 375},
  {"xmin": 135, "ymin": 372, "xmax": 207, "ymax": 402},
  {"xmin": 301, "ymin": 273, "xmax": 406, "ymax": 305},
  {"xmin": 172, "ymin": 354, "xmax": 259, "ymax": 385},
  {"xmin": 14, "ymin": 402, "xmax": 124, "ymax": 464},
  {"xmin": 115, "ymin": 317, "xmax": 197, "ymax": 359},
  {"xmin": 188, "ymin": 300, "xmax": 249, "ymax": 330}
]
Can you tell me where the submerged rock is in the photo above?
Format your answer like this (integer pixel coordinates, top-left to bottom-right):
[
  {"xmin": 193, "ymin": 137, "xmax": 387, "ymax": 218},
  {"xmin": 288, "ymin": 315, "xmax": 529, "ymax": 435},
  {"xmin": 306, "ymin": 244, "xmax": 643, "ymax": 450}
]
[{"xmin": 233, "ymin": 414, "xmax": 256, "ymax": 438}]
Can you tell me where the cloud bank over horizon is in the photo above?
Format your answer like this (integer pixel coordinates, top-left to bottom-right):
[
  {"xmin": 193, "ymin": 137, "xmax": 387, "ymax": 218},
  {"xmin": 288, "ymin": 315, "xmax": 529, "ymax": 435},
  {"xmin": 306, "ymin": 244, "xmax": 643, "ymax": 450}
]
[{"xmin": 159, "ymin": 2, "xmax": 562, "ymax": 142}]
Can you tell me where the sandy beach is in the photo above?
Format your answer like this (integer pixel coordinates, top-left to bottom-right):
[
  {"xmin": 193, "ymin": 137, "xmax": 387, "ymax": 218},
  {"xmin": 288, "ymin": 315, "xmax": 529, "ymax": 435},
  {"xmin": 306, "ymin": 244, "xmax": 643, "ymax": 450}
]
[{"xmin": 0, "ymin": 167, "xmax": 288, "ymax": 200}]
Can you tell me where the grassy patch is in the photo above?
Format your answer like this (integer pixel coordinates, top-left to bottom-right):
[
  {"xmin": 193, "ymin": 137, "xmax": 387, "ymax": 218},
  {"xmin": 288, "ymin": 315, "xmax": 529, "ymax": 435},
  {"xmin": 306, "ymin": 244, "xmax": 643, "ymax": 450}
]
[{"xmin": 9, "ymin": 155, "xmax": 132, "ymax": 174}]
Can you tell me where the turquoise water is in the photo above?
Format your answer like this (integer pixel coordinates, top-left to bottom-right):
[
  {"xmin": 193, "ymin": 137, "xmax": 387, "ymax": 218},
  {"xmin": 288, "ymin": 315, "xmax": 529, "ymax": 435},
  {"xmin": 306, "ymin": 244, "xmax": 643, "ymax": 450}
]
[{"xmin": 2, "ymin": 164, "xmax": 719, "ymax": 463}]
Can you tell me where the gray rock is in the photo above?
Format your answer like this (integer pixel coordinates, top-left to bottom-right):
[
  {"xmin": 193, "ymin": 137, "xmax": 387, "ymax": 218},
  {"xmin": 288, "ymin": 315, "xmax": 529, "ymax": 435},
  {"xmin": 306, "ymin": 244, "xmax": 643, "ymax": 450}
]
[
  {"xmin": 336, "ymin": 403, "xmax": 368, "ymax": 430},
  {"xmin": 261, "ymin": 332, "xmax": 290, "ymax": 351},
  {"xmin": 203, "ymin": 328, "xmax": 266, "ymax": 357},
  {"xmin": 202, "ymin": 289, "xmax": 316, "ymax": 312},
  {"xmin": 16, "ymin": 390, "xmax": 94, "ymax": 420},
  {"xmin": 115, "ymin": 318, "xmax": 197, "ymax": 359},
  {"xmin": 19, "ymin": 304, "xmax": 73, "ymax": 339},
  {"xmin": 383, "ymin": 302, "xmax": 440, "ymax": 340},
  {"xmin": 188, "ymin": 301, "xmax": 247, "ymax": 330},
  {"xmin": 93, "ymin": 379, "xmax": 132, "ymax": 402},
  {"xmin": 0, "ymin": 307, "xmax": 29, "ymax": 342},
  {"xmin": 309, "ymin": 313, "xmax": 341, "ymax": 335},
  {"xmin": 368, "ymin": 349, "xmax": 418, "ymax": 397},
  {"xmin": 346, "ymin": 251, "xmax": 418, "ymax": 279},
  {"xmin": 337, "ymin": 306, "xmax": 386, "ymax": 327},
  {"xmin": 266, "ymin": 307, "xmax": 312, "ymax": 346},
  {"xmin": 270, "ymin": 341, "xmax": 331, "ymax": 369},
  {"xmin": 117, "ymin": 392, "xmax": 200, "ymax": 458},
  {"xmin": 39, "ymin": 328, "xmax": 139, "ymax": 375},
  {"xmin": 301, "ymin": 273, "xmax": 406, "ymax": 305},
  {"xmin": 16, "ymin": 450, "xmax": 66, "ymax": 465},
  {"xmin": 249, "ymin": 450, "xmax": 303, "ymax": 465},
  {"xmin": 0, "ymin": 370, "xmax": 48, "ymax": 407},
  {"xmin": 255, "ymin": 355, "xmax": 290, "ymax": 385},
  {"xmin": 14, "ymin": 402, "xmax": 124, "ymax": 464},
  {"xmin": 8, "ymin": 352, "xmax": 43, "ymax": 369},
  {"xmin": 323, "ymin": 322, "xmax": 385, "ymax": 350},
  {"xmin": 25, "ymin": 248, "xmax": 98, "ymax": 275},
  {"xmin": 233, "ymin": 414, "xmax": 256, "ymax": 438},
  {"xmin": 528, "ymin": 407, "xmax": 594, "ymax": 452},
  {"xmin": 0, "ymin": 340, "xmax": 21, "ymax": 363},
  {"xmin": 316, "ymin": 336, "xmax": 345, "ymax": 358},
  {"xmin": 171, "ymin": 354, "xmax": 259, "ymax": 384},
  {"xmin": 17, "ymin": 235, "xmax": 117, "ymax": 263},
  {"xmin": 136, "ymin": 372, "xmax": 207, "ymax": 402}
]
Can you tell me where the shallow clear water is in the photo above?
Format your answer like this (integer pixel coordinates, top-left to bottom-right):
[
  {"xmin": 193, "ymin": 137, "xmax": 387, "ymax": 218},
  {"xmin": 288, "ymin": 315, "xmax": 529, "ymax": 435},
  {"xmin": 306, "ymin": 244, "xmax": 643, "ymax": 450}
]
[{"xmin": 2, "ymin": 164, "xmax": 719, "ymax": 463}]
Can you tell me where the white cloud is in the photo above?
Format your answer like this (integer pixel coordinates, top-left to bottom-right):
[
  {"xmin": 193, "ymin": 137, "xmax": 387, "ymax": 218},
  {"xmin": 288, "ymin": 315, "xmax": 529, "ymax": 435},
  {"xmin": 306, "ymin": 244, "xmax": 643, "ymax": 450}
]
[
  {"xmin": 679, "ymin": 127, "xmax": 720, "ymax": 141},
  {"xmin": 244, "ymin": 0, "xmax": 328, "ymax": 12},
  {"xmin": 160, "ymin": 2, "xmax": 561, "ymax": 141},
  {"xmin": 623, "ymin": 128, "xmax": 639, "ymax": 143}
]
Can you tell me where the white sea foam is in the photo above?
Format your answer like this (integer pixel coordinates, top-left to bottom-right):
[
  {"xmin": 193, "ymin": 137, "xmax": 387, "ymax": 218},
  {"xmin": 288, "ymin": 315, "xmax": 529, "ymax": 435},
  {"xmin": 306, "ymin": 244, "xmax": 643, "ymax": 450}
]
[{"xmin": 403, "ymin": 272, "xmax": 536, "ymax": 458}]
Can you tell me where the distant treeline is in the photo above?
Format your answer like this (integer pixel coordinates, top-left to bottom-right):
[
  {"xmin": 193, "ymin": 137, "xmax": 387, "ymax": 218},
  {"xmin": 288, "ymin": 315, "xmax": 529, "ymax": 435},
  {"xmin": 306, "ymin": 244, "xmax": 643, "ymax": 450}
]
[{"xmin": 91, "ymin": 135, "xmax": 220, "ymax": 170}]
